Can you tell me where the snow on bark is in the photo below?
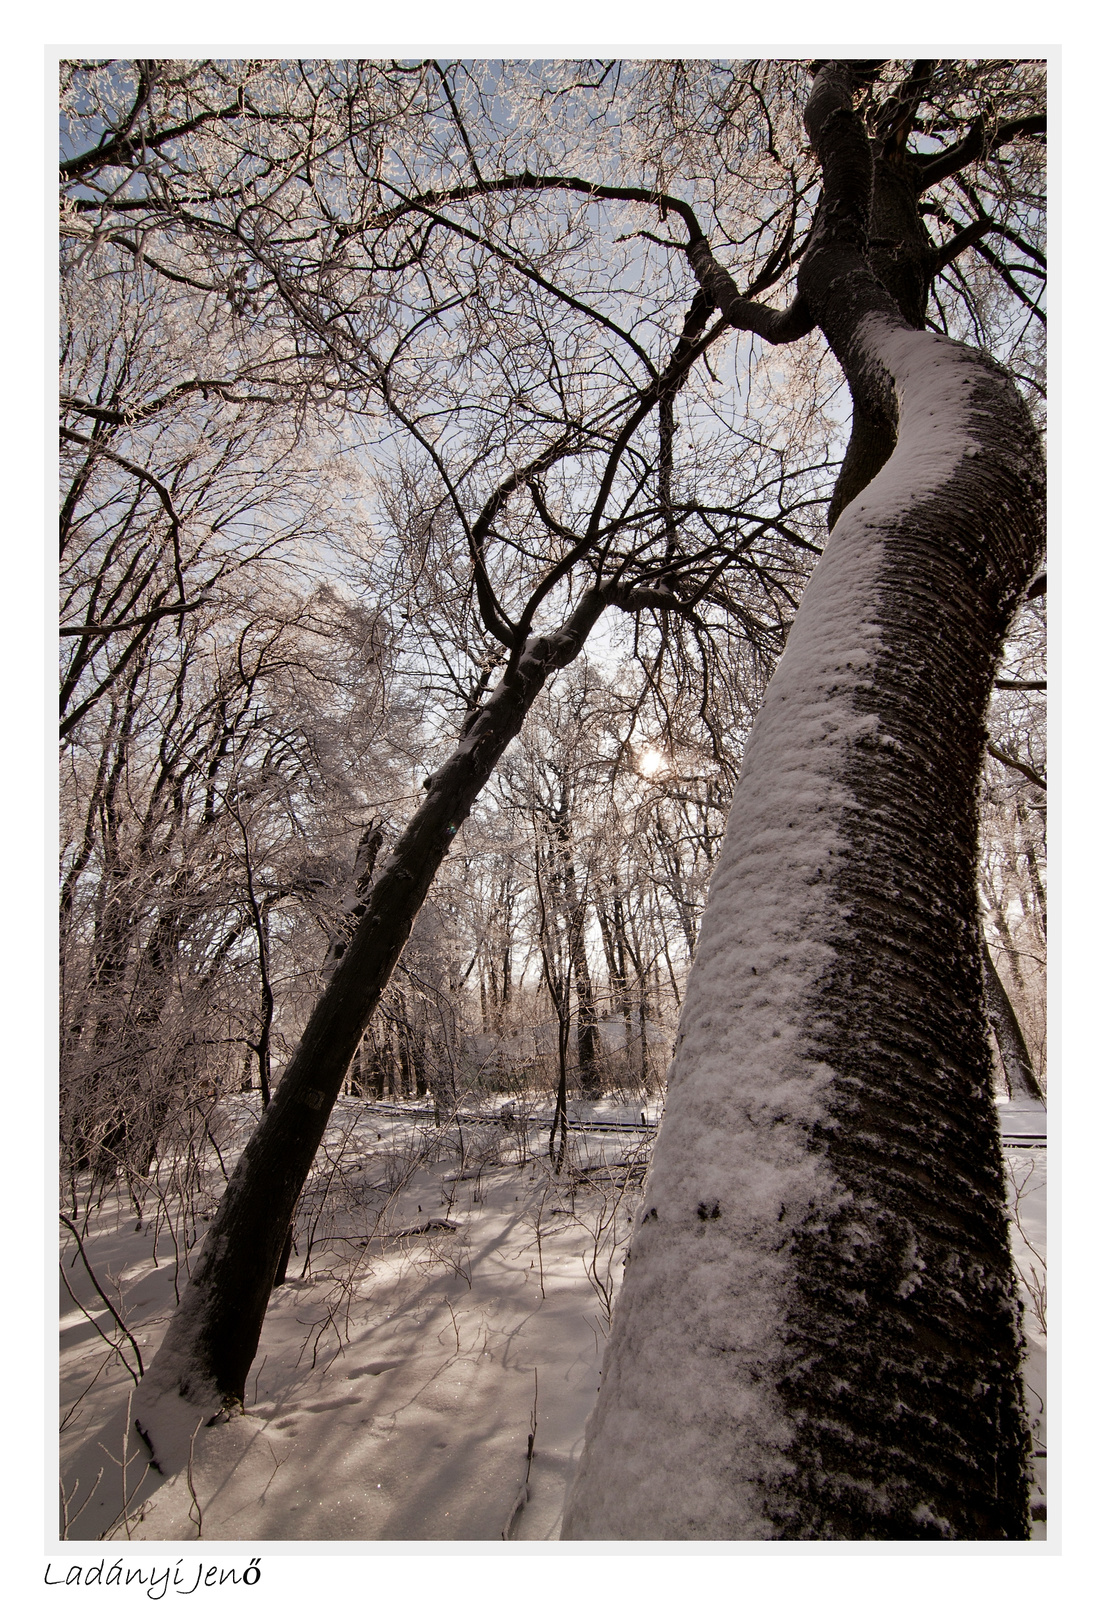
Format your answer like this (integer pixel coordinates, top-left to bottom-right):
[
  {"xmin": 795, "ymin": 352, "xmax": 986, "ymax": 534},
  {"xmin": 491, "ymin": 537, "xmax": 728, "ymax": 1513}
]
[
  {"xmin": 562, "ymin": 433, "xmax": 888, "ymax": 1541},
  {"xmin": 852, "ymin": 317, "xmax": 989, "ymax": 506},
  {"xmin": 563, "ymin": 317, "xmax": 1040, "ymax": 1540}
]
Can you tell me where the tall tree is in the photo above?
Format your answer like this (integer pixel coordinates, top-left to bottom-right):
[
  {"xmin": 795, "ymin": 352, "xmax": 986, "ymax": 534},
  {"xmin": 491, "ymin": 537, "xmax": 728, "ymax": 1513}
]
[{"xmin": 563, "ymin": 59, "xmax": 1044, "ymax": 1541}]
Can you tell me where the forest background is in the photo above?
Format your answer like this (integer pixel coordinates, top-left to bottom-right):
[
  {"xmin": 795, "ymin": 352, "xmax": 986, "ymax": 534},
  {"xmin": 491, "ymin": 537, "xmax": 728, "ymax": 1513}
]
[{"xmin": 15, "ymin": 8, "xmax": 1100, "ymax": 1597}]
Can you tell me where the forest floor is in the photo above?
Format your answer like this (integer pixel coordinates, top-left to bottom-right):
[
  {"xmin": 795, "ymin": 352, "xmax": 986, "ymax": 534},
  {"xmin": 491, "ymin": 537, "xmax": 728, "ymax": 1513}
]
[{"xmin": 58, "ymin": 1092, "xmax": 1046, "ymax": 1543}]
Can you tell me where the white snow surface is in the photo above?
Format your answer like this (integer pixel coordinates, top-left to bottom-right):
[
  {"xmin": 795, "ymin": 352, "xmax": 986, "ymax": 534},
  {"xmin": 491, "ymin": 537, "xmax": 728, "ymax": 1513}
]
[
  {"xmin": 60, "ymin": 1097, "xmax": 649, "ymax": 1542},
  {"xmin": 59, "ymin": 1092, "xmax": 1045, "ymax": 1542},
  {"xmin": 850, "ymin": 315, "xmax": 987, "ymax": 518}
]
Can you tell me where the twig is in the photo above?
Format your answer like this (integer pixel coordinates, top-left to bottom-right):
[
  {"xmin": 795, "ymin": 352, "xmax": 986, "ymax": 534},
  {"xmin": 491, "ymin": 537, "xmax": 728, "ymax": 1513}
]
[
  {"xmin": 186, "ymin": 1425, "xmax": 204, "ymax": 1539},
  {"xmin": 572, "ymin": 1156, "xmax": 650, "ymax": 1178},
  {"xmin": 532, "ymin": 1183, "xmax": 548, "ymax": 1299},
  {"xmin": 250, "ymin": 1353, "xmax": 268, "ymax": 1409},
  {"xmin": 501, "ymin": 1369, "xmax": 539, "ymax": 1539},
  {"xmin": 61, "ymin": 1343, "xmax": 128, "ymax": 1430},
  {"xmin": 260, "ymin": 1439, "xmax": 288, "ymax": 1499},
  {"xmin": 441, "ymin": 1297, "xmax": 463, "ymax": 1355},
  {"xmin": 59, "ymin": 1258, "xmax": 142, "ymax": 1385},
  {"xmin": 59, "ymin": 1466, "xmax": 105, "ymax": 1541}
]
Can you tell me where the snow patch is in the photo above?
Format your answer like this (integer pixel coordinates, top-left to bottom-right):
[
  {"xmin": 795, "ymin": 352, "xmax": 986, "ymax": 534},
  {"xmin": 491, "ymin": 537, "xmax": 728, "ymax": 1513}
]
[
  {"xmin": 850, "ymin": 315, "xmax": 982, "ymax": 524},
  {"xmin": 133, "ymin": 1378, "xmax": 224, "ymax": 1477}
]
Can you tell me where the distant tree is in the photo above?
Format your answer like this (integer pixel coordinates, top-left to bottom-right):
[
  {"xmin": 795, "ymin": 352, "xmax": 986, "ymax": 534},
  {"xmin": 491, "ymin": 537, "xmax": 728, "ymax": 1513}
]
[
  {"xmin": 982, "ymin": 942, "xmax": 1043, "ymax": 1102},
  {"xmin": 980, "ymin": 597, "xmax": 1046, "ymax": 1091}
]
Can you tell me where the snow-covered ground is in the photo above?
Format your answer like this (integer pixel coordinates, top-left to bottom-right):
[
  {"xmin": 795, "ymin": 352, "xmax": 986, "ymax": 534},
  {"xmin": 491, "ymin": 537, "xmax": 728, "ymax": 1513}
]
[
  {"xmin": 60, "ymin": 1094, "xmax": 651, "ymax": 1541},
  {"xmin": 59, "ymin": 1092, "xmax": 1045, "ymax": 1542},
  {"xmin": 998, "ymin": 1100, "xmax": 1047, "ymax": 1539}
]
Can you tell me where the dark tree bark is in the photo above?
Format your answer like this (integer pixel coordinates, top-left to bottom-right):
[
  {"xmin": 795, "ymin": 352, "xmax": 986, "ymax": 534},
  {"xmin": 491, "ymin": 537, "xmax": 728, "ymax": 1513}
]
[
  {"xmin": 563, "ymin": 61, "xmax": 1043, "ymax": 1542},
  {"xmin": 239, "ymin": 841, "xmax": 273, "ymax": 1107},
  {"xmin": 572, "ymin": 935, "xmax": 602, "ymax": 1097},
  {"xmin": 320, "ymin": 820, "xmax": 384, "ymax": 978}
]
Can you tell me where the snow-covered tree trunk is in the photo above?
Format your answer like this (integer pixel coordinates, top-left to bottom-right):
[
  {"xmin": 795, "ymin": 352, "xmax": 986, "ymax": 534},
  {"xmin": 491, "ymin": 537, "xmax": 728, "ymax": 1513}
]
[{"xmin": 562, "ymin": 62, "xmax": 1044, "ymax": 1543}]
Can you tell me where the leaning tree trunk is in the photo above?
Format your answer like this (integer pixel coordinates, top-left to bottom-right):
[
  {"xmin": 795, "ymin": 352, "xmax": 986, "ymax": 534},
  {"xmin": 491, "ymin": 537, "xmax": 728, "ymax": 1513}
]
[
  {"xmin": 562, "ymin": 63, "xmax": 1044, "ymax": 1542},
  {"xmin": 130, "ymin": 591, "xmax": 610, "ymax": 1467},
  {"xmin": 111, "ymin": 289, "xmax": 718, "ymax": 1492}
]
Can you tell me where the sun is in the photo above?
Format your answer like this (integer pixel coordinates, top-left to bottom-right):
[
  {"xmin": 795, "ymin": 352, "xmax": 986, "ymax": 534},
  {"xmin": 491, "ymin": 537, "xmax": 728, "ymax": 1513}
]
[{"xmin": 638, "ymin": 746, "xmax": 667, "ymax": 778}]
